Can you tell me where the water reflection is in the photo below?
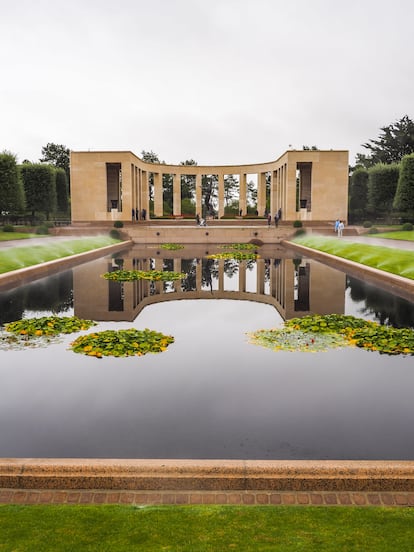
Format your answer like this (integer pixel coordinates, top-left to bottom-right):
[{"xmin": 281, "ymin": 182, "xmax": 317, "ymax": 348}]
[
  {"xmin": 1, "ymin": 244, "xmax": 414, "ymax": 460},
  {"xmin": 1, "ymin": 244, "xmax": 413, "ymax": 329}
]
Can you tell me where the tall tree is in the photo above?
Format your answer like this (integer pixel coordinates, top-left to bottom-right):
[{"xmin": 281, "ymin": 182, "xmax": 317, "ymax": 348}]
[
  {"xmin": 55, "ymin": 168, "xmax": 69, "ymax": 214},
  {"xmin": 393, "ymin": 153, "xmax": 414, "ymax": 218},
  {"xmin": 0, "ymin": 151, "xmax": 25, "ymax": 217},
  {"xmin": 40, "ymin": 143, "xmax": 70, "ymax": 181},
  {"xmin": 20, "ymin": 163, "xmax": 57, "ymax": 220},
  {"xmin": 356, "ymin": 115, "xmax": 414, "ymax": 168},
  {"xmin": 349, "ymin": 168, "xmax": 369, "ymax": 222},
  {"xmin": 367, "ymin": 163, "xmax": 400, "ymax": 220}
]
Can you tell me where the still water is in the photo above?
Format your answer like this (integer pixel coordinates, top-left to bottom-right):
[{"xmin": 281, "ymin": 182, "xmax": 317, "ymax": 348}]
[{"xmin": 1, "ymin": 243, "xmax": 413, "ymax": 460}]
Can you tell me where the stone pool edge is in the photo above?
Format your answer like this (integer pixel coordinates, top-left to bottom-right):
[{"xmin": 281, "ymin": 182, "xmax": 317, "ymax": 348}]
[
  {"xmin": 1, "ymin": 239, "xmax": 414, "ymax": 507},
  {"xmin": 1, "ymin": 459, "xmax": 414, "ymax": 506}
]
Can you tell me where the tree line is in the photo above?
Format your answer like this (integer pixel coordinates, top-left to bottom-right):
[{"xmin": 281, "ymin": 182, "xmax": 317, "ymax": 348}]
[
  {"xmin": 349, "ymin": 115, "xmax": 414, "ymax": 224},
  {"xmin": 0, "ymin": 143, "xmax": 70, "ymax": 225}
]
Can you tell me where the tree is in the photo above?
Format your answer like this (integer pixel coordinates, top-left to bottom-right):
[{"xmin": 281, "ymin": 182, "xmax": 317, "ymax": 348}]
[
  {"xmin": 55, "ymin": 168, "xmax": 69, "ymax": 214},
  {"xmin": 179, "ymin": 159, "xmax": 197, "ymax": 200},
  {"xmin": 393, "ymin": 153, "xmax": 414, "ymax": 219},
  {"xmin": 140, "ymin": 150, "xmax": 162, "ymax": 164},
  {"xmin": 40, "ymin": 143, "xmax": 70, "ymax": 181},
  {"xmin": 349, "ymin": 168, "xmax": 369, "ymax": 222},
  {"xmin": 356, "ymin": 115, "xmax": 414, "ymax": 168},
  {"xmin": 20, "ymin": 163, "xmax": 57, "ymax": 220},
  {"xmin": 0, "ymin": 151, "xmax": 25, "ymax": 217},
  {"xmin": 367, "ymin": 163, "xmax": 400, "ymax": 221}
]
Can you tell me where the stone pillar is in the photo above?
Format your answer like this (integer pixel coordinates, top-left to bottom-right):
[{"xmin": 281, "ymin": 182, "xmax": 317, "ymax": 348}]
[
  {"xmin": 269, "ymin": 171, "xmax": 277, "ymax": 219},
  {"xmin": 153, "ymin": 172, "xmax": 163, "ymax": 217},
  {"xmin": 196, "ymin": 174, "xmax": 202, "ymax": 218},
  {"xmin": 141, "ymin": 171, "xmax": 150, "ymax": 219},
  {"xmin": 239, "ymin": 173, "xmax": 247, "ymax": 216},
  {"xmin": 218, "ymin": 259, "xmax": 224, "ymax": 291},
  {"xmin": 196, "ymin": 260, "xmax": 202, "ymax": 291},
  {"xmin": 257, "ymin": 172, "xmax": 266, "ymax": 216},
  {"xmin": 174, "ymin": 258, "xmax": 181, "ymax": 292},
  {"xmin": 173, "ymin": 174, "xmax": 181, "ymax": 216},
  {"xmin": 218, "ymin": 173, "xmax": 225, "ymax": 218},
  {"xmin": 238, "ymin": 260, "xmax": 246, "ymax": 292}
]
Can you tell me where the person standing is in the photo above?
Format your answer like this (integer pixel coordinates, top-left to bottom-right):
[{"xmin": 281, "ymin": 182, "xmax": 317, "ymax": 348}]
[
  {"xmin": 267, "ymin": 213, "xmax": 272, "ymax": 227},
  {"xmin": 274, "ymin": 213, "xmax": 279, "ymax": 228},
  {"xmin": 278, "ymin": 207, "xmax": 282, "ymax": 221},
  {"xmin": 337, "ymin": 220, "xmax": 344, "ymax": 237},
  {"xmin": 334, "ymin": 219, "xmax": 340, "ymax": 233},
  {"xmin": 196, "ymin": 213, "xmax": 200, "ymax": 226}
]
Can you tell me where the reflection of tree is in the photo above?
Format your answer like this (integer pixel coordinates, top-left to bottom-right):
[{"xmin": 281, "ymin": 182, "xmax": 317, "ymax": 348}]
[
  {"xmin": 202, "ymin": 258, "xmax": 216, "ymax": 292},
  {"xmin": 24, "ymin": 271, "xmax": 73, "ymax": 314},
  {"xmin": 347, "ymin": 276, "xmax": 414, "ymax": 328},
  {"xmin": 0, "ymin": 289, "xmax": 25, "ymax": 324},
  {"xmin": 181, "ymin": 259, "xmax": 197, "ymax": 291},
  {"xmin": 0, "ymin": 271, "xmax": 73, "ymax": 324},
  {"xmin": 223, "ymin": 258, "xmax": 239, "ymax": 278}
]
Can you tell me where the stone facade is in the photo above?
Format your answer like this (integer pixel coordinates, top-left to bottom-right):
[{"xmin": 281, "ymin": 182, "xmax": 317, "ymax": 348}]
[{"xmin": 70, "ymin": 149, "xmax": 349, "ymax": 224}]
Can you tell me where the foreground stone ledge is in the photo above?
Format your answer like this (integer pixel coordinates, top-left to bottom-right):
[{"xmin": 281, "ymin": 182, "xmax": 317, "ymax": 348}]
[{"xmin": 1, "ymin": 460, "xmax": 414, "ymax": 496}]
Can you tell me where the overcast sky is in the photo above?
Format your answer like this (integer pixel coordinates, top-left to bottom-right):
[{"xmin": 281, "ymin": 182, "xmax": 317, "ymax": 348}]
[{"xmin": 1, "ymin": 0, "xmax": 413, "ymax": 167}]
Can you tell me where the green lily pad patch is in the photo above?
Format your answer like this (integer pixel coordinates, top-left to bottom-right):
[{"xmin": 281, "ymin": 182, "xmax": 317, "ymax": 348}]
[
  {"xmin": 207, "ymin": 252, "xmax": 259, "ymax": 261},
  {"xmin": 249, "ymin": 314, "xmax": 414, "ymax": 355},
  {"xmin": 102, "ymin": 269, "xmax": 186, "ymax": 282},
  {"xmin": 4, "ymin": 316, "xmax": 97, "ymax": 337},
  {"xmin": 160, "ymin": 243, "xmax": 184, "ymax": 250},
  {"xmin": 70, "ymin": 328, "xmax": 175, "ymax": 358},
  {"xmin": 219, "ymin": 243, "xmax": 259, "ymax": 250}
]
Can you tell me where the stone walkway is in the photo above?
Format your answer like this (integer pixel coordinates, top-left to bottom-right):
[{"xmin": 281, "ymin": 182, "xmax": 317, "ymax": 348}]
[{"xmin": 1, "ymin": 489, "xmax": 414, "ymax": 507}]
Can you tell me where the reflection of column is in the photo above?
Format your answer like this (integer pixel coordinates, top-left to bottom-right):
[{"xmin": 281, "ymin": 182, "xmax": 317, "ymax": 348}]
[
  {"xmin": 218, "ymin": 259, "xmax": 224, "ymax": 291},
  {"xmin": 153, "ymin": 172, "xmax": 163, "ymax": 216},
  {"xmin": 196, "ymin": 260, "xmax": 202, "ymax": 291},
  {"xmin": 270, "ymin": 260, "xmax": 277, "ymax": 298},
  {"xmin": 239, "ymin": 260, "xmax": 246, "ymax": 292},
  {"xmin": 218, "ymin": 173, "xmax": 224, "ymax": 218},
  {"xmin": 239, "ymin": 173, "xmax": 247, "ymax": 215},
  {"xmin": 173, "ymin": 174, "xmax": 181, "ymax": 216},
  {"xmin": 257, "ymin": 259, "xmax": 265, "ymax": 294},
  {"xmin": 257, "ymin": 172, "xmax": 266, "ymax": 216},
  {"xmin": 154, "ymin": 257, "xmax": 163, "ymax": 294},
  {"xmin": 174, "ymin": 258, "xmax": 181, "ymax": 292},
  {"xmin": 196, "ymin": 174, "xmax": 202, "ymax": 217}
]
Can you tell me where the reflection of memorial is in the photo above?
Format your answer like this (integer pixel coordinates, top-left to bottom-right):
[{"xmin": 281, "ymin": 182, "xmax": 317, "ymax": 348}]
[{"xmin": 73, "ymin": 245, "xmax": 346, "ymax": 322}]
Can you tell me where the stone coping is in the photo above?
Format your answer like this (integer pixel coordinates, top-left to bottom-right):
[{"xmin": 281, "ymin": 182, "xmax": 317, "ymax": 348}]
[{"xmin": 1, "ymin": 459, "xmax": 414, "ymax": 493}]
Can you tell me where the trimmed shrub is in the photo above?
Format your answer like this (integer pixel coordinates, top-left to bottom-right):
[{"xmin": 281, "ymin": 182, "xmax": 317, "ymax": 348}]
[
  {"xmin": 35, "ymin": 225, "xmax": 49, "ymax": 235},
  {"xmin": 113, "ymin": 220, "xmax": 124, "ymax": 228},
  {"xmin": 293, "ymin": 220, "xmax": 303, "ymax": 228},
  {"xmin": 294, "ymin": 228, "xmax": 306, "ymax": 237},
  {"xmin": 363, "ymin": 221, "xmax": 372, "ymax": 228},
  {"xmin": 368, "ymin": 227, "xmax": 379, "ymax": 234},
  {"xmin": 2, "ymin": 224, "xmax": 14, "ymax": 232},
  {"xmin": 402, "ymin": 222, "xmax": 413, "ymax": 231}
]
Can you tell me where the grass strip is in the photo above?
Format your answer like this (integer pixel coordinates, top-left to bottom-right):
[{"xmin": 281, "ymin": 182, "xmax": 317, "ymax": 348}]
[
  {"xmin": 291, "ymin": 235, "xmax": 414, "ymax": 280},
  {"xmin": 0, "ymin": 236, "xmax": 121, "ymax": 274},
  {"xmin": 1, "ymin": 504, "xmax": 414, "ymax": 551},
  {"xmin": 0, "ymin": 232, "xmax": 38, "ymax": 242}
]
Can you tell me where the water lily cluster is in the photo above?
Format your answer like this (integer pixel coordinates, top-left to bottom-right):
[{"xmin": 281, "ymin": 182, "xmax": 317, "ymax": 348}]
[
  {"xmin": 102, "ymin": 269, "xmax": 186, "ymax": 282},
  {"xmin": 207, "ymin": 251, "xmax": 259, "ymax": 261},
  {"xmin": 219, "ymin": 243, "xmax": 259, "ymax": 251},
  {"xmin": 1, "ymin": 316, "xmax": 97, "ymax": 350},
  {"xmin": 70, "ymin": 328, "xmax": 174, "ymax": 358},
  {"xmin": 160, "ymin": 243, "xmax": 185, "ymax": 250},
  {"xmin": 249, "ymin": 314, "xmax": 414, "ymax": 355}
]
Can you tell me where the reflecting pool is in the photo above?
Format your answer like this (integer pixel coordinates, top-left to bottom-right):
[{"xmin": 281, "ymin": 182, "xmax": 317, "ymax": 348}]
[{"xmin": 1, "ymin": 243, "xmax": 413, "ymax": 460}]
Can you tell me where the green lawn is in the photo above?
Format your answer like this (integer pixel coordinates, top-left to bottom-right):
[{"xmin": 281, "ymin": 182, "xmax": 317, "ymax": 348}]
[
  {"xmin": 369, "ymin": 230, "xmax": 414, "ymax": 241},
  {"xmin": 0, "ymin": 232, "xmax": 38, "ymax": 242},
  {"xmin": 1, "ymin": 504, "xmax": 414, "ymax": 551},
  {"xmin": 291, "ymin": 235, "xmax": 414, "ymax": 280},
  {"xmin": 0, "ymin": 236, "xmax": 122, "ymax": 274}
]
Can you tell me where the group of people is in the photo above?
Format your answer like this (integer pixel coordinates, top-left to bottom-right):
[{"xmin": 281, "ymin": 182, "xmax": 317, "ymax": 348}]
[
  {"xmin": 267, "ymin": 208, "xmax": 282, "ymax": 228},
  {"xmin": 334, "ymin": 218, "xmax": 345, "ymax": 237}
]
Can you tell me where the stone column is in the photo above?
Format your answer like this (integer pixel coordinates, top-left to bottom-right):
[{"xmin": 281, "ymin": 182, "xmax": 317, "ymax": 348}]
[
  {"xmin": 218, "ymin": 173, "xmax": 225, "ymax": 218},
  {"xmin": 141, "ymin": 171, "xmax": 150, "ymax": 220},
  {"xmin": 173, "ymin": 174, "xmax": 181, "ymax": 216},
  {"xmin": 196, "ymin": 174, "xmax": 202, "ymax": 218},
  {"xmin": 153, "ymin": 172, "xmax": 163, "ymax": 217},
  {"xmin": 239, "ymin": 173, "xmax": 247, "ymax": 216},
  {"xmin": 257, "ymin": 172, "xmax": 266, "ymax": 216},
  {"xmin": 174, "ymin": 258, "xmax": 181, "ymax": 292},
  {"xmin": 238, "ymin": 260, "xmax": 246, "ymax": 292},
  {"xmin": 269, "ymin": 171, "xmax": 277, "ymax": 219},
  {"xmin": 256, "ymin": 259, "xmax": 265, "ymax": 295}
]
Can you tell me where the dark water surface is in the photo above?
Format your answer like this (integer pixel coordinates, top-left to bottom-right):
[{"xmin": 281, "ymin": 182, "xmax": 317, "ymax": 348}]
[{"xmin": 1, "ymin": 244, "xmax": 413, "ymax": 460}]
